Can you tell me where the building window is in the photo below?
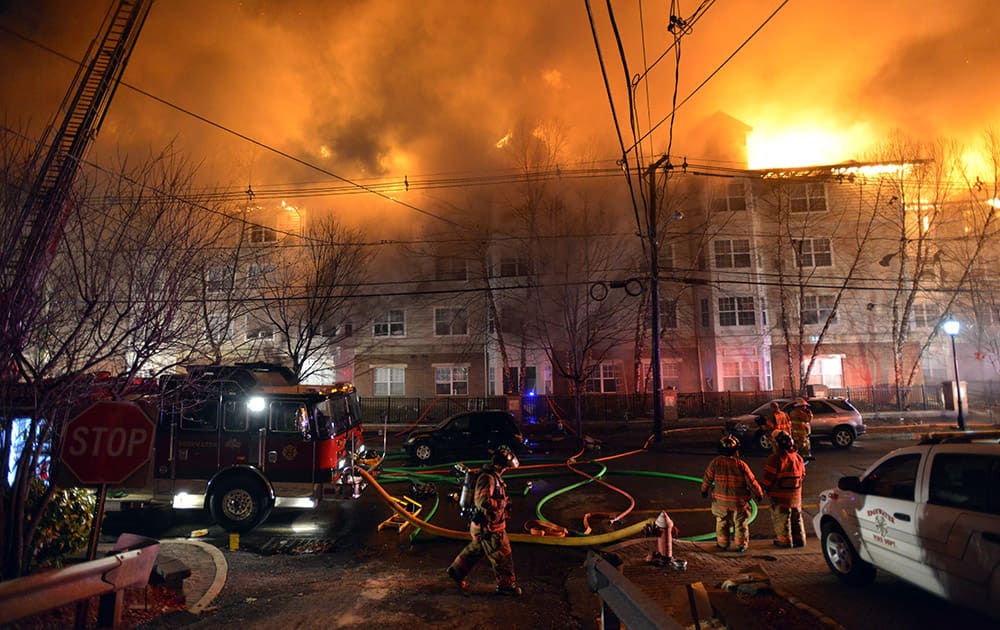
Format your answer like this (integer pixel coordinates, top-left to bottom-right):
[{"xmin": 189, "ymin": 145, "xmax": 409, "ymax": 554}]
[
  {"xmin": 435, "ymin": 307, "xmax": 468, "ymax": 336},
  {"xmin": 435, "ymin": 258, "xmax": 467, "ymax": 281},
  {"xmin": 710, "ymin": 180, "xmax": 747, "ymax": 213},
  {"xmin": 498, "ymin": 256, "xmax": 530, "ymax": 277},
  {"xmin": 912, "ymin": 303, "xmax": 938, "ymax": 328},
  {"xmin": 789, "ymin": 183, "xmax": 827, "ymax": 213},
  {"xmin": 659, "ymin": 243, "xmax": 675, "ymax": 272},
  {"xmin": 208, "ymin": 314, "xmax": 231, "ymax": 342},
  {"xmin": 802, "ymin": 295, "xmax": 837, "ymax": 325},
  {"xmin": 249, "ymin": 224, "xmax": 277, "ymax": 243},
  {"xmin": 246, "ymin": 263, "xmax": 273, "ymax": 288},
  {"xmin": 718, "ymin": 296, "xmax": 755, "ymax": 326},
  {"xmin": 643, "ymin": 359, "xmax": 681, "ymax": 391},
  {"xmin": 806, "ymin": 355, "xmax": 844, "ymax": 388},
  {"xmin": 713, "ymin": 239, "xmax": 751, "ymax": 269},
  {"xmin": 660, "ymin": 299, "xmax": 678, "ymax": 329},
  {"xmin": 206, "ymin": 265, "xmax": 233, "ymax": 293},
  {"xmin": 374, "ymin": 367, "xmax": 405, "ymax": 396},
  {"xmin": 502, "ymin": 366, "xmax": 538, "ymax": 394},
  {"xmin": 435, "ymin": 365, "xmax": 469, "ymax": 395},
  {"xmin": 374, "ymin": 309, "xmax": 405, "ymax": 337},
  {"xmin": 793, "ymin": 238, "xmax": 832, "ymax": 267},
  {"xmin": 586, "ymin": 362, "xmax": 621, "ymax": 393},
  {"xmin": 245, "ymin": 314, "xmax": 274, "ymax": 341},
  {"xmin": 700, "ymin": 298, "xmax": 710, "ymax": 327},
  {"xmin": 322, "ymin": 320, "xmax": 352, "ymax": 338},
  {"xmin": 722, "ymin": 360, "xmax": 759, "ymax": 391}
]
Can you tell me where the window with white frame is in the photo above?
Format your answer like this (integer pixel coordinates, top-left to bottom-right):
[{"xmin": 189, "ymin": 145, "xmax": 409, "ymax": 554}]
[
  {"xmin": 700, "ymin": 298, "xmax": 710, "ymax": 327},
  {"xmin": 498, "ymin": 255, "xmax": 530, "ymax": 277},
  {"xmin": 586, "ymin": 362, "xmax": 622, "ymax": 393},
  {"xmin": 643, "ymin": 359, "xmax": 681, "ymax": 391},
  {"xmin": 374, "ymin": 367, "xmax": 405, "ymax": 396},
  {"xmin": 249, "ymin": 224, "xmax": 277, "ymax": 243},
  {"xmin": 921, "ymin": 355, "xmax": 948, "ymax": 384},
  {"xmin": 543, "ymin": 365, "xmax": 553, "ymax": 395},
  {"xmin": 660, "ymin": 299, "xmax": 678, "ymax": 329},
  {"xmin": 806, "ymin": 355, "xmax": 844, "ymax": 388},
  {"xmin": 713, "ymin": 239, "xmax": 751, "ymax": 268},
  {"xmin": 434, "ymin": 307, "xmax": 468, "ymax": 336},
  {"xmin": 718, "ymin": 296, "xmax": 755, "ymax": 326},
  {"xmin": 912, "ymin": 303, "xmax": 939, "ymax": 328},
  {"xmin": 435, "ymin": 365, "xmax": 469, "ymax": 395},
  {"xmin": 373, "ymin": 309, "xmax": 405, "ymax": 337},
  {"xmin": 710, "ymin": 180, "xmax": 747, "ymax": 213},
  {"xmin": 789, "ymin": 182, "xmax": 827, "ymax": 213},
  {"xmin": 246, "ymin": 263, "xmax": 273, "ymax": 288},
  {"xmin": 802, "ymin": 295, "xmax": 837, "ymax": 325},
  {"xmin": 322, "ymin": 320, "xmax": 352, "ymax": 338},
  {"xmin": 206, "ymin": 265, "xmax": 233, "ymax": 293},
  {"xmin": 793, "ymin": 238, "xmax": 832, "ymax": 267},
  {"xmin": 245, "ymin": 314, "xmax": 274, "ymax": 340},
  {"xmin": 659, "ymin": 242, "xmax": 675, "ymax": 272},
  {"xmin": 435, "ymin": 258, "xmax": 467, "ymax": 281},
  {"xmin": 722, "ymin": 360, "xmax": 759, "ymax": 391}
]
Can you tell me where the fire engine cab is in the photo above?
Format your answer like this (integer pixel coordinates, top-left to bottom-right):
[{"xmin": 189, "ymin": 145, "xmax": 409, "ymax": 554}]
[{"xmin": 122, "ymin": 362, "xmax": 372, "ymax": 532}]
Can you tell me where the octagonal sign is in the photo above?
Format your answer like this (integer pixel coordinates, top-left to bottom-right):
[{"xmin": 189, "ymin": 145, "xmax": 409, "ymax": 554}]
[{"xmin": 59, "ymin": 401, "xmax": 155, "ymax": 486}]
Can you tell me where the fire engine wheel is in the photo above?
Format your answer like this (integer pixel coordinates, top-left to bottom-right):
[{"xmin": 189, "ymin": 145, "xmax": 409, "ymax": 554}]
[
  {"xmin": 412, "ymin": 441, "xmax": 435, "ymax": 463},
  {"xmin": 209, "ymin": 477, "xmax": 271, "ymax": 533}
]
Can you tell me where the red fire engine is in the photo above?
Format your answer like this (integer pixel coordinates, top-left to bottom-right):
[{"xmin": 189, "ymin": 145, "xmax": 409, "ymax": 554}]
[{"xmin": 123, "ymin": 362, "xmax": 372, "ymax": 532}]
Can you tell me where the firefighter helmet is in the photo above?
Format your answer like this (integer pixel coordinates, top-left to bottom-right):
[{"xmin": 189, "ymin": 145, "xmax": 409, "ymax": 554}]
[
  {"xmin": 774, "ymin": 430, "xmax": 794, "ymax": 451},
  {"xmin": 719, "ymin": 434, "xmax": 740, "ymax": 455},
  {"xmin": 491, "ymin": 444, "xmax": 520, "ymax": 470}
]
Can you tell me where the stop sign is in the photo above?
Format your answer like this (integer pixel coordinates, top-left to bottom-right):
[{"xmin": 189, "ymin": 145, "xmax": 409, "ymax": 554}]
[{"xmin": 59, "ymin": 401, "xmax": 155, "ymax": 486}]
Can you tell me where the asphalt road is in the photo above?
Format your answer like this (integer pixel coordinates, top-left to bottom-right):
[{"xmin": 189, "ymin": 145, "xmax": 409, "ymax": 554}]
[{"xmin": 99, "ymin": 424, "xmax": 994, "ymax": 628}]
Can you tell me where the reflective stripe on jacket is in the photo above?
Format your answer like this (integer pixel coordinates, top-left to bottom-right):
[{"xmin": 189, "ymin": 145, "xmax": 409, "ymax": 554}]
[
  {"xmin": 701, "ymin": 455, "xmax": 763, "ymax": 511},
  {"xmin": 761, "ymin": 451, "xmax": 806, "ymax": 508}
]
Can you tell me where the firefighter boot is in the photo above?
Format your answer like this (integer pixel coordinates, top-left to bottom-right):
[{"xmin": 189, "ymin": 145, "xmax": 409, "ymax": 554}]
[{"xmin": 446, "ymin": 566, "xmax": 468, "ymax": 593}]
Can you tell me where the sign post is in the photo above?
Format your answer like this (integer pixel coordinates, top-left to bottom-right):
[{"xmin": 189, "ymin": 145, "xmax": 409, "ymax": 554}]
[{"xmin": 58, "ymin": 400, "xmax": 156, "ymax": 629}]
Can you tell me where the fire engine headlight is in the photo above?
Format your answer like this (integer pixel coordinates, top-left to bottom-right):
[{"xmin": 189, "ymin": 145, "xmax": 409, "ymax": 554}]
[
  {"xmin": 247, "ymin": 397, "xmax": 266, "ymax": 413},
  {"xmin": 337, "ymin": 458, "xmax": 346, "ymax": 469},
  {"xmin": 358, "ymin": 444, "xmax": 366, "ymax": 454}
]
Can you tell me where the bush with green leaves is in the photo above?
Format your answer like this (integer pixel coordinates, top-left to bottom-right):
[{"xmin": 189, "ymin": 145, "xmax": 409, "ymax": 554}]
[{"xmin": 26, "ymin": 479, "xmax": 96, "ymax": 570}]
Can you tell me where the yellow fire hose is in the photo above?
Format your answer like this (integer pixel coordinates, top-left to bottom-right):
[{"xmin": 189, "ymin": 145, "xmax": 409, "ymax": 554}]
[{"xmin": 358, "ymin": 467, "xmax": 653, "ymax": 546}]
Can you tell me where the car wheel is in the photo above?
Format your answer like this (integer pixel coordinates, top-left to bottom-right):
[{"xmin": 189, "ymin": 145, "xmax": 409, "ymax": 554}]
[
  {"xmin": 821, "ymin": 521, "xmax": 876, "ymax": 585},
  {"xmin": 209, "ymin": 476, "xmax": 271, "ymax": 533},
  {"xmin": 756, "ymin": 430, "xmax": 772, "ymax": 451},
  {"xmin": 831, "ymin": 426, "xmax": 855, "ymax": 449},
  {"xmin": 412, "ymin": 440, "xmax": 434, "ymax": 463}
]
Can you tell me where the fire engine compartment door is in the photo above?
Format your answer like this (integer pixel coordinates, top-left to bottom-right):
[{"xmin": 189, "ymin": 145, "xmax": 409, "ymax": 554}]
[{"xmin": 262, "ymin": 400, "xmax": 315, "ymax": 483}]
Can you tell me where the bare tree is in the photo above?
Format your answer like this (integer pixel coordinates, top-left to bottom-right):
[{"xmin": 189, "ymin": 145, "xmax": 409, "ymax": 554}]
[
  {"xmin": 253, "ymin": 214, "xmax": 372, "ymax": 383},
  {"xmin": 1, "ymin": 142, "xmax": 228, "ymax": 578}
]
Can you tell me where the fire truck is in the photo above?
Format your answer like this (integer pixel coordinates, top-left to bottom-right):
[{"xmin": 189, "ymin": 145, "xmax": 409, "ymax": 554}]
[{"xmin": 117, "ymin": 362, "xmax": 373, "ymax": 532}]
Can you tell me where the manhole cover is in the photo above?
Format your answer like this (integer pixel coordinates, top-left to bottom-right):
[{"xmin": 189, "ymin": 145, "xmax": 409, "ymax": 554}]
[{"xmin": 259, "ymin": 537, "xmax": 338, "ymax": 555}]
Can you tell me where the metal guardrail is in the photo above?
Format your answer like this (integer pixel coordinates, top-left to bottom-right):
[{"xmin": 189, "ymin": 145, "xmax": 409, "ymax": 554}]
[
  {"xmin": 585, "ymin": 550, "xmax": 685, "ymax": 630},
  {"xmin": 0, "ymin": 533, "xmax": 160, "ymax": 627}
]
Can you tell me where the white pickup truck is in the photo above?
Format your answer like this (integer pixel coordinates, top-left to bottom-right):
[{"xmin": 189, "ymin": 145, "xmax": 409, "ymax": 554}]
[{"xmin": 813, "ymin": 430, "xmax": 1000, "ymax": 620}]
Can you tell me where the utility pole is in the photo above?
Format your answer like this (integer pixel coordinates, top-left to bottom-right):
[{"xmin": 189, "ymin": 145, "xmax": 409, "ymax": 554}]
[{"xmin": 647, "ymin": 155, "xmax": 669, "ymax": 443}]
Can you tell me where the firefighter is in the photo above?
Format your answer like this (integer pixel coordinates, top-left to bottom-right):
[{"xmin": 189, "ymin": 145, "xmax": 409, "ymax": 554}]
[
  {"xmin": 789, "ymin": 397, "xmax": 814, "ymax": 461},
  {"xmin": 447, "ymin": 445, "xmax": 522, "ymax": 596},
  {"xmin": 701, "ymin": 434, "xmax": 764, "ymax": 552},
  {"xmin": 762, "ymin": 401, "xmax": 792, "ymax": 452},
  {"xmin": 760, "ymin": 430, "xmax": 807, "ymax": 548}
]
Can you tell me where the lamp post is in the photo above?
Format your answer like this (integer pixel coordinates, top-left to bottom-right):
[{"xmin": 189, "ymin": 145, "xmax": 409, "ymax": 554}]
[{"xmin": 942, "ymin": 319, "xmax": 965, "ymax": 430}]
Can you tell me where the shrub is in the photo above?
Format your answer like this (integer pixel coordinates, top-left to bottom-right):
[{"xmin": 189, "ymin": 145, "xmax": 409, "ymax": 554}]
[{"xmin": 26, "ymin": 479, "xmax": 96, "ymax": 571}]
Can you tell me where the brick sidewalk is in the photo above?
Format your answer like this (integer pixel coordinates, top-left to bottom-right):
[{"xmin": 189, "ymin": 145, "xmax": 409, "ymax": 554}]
[{"xmin": 605, "ymin": 538, "xmax": 839, "ymax": 628}]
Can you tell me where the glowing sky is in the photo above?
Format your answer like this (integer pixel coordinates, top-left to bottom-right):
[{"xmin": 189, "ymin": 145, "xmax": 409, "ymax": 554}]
[{"xmin": 1, "ymin": 0, "xmax": 998, "ymax": 209}]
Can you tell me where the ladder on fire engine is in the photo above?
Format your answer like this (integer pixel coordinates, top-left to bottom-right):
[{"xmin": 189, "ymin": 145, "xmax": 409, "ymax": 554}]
[{"xmin": 2, "ymin": 0, "xmax": 152, "ymax": 329}]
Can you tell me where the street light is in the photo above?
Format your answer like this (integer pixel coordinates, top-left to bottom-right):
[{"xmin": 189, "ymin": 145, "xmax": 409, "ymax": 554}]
[{"xmin": 942, "ymin": 319, "xmax": 965, "ymax": 430}]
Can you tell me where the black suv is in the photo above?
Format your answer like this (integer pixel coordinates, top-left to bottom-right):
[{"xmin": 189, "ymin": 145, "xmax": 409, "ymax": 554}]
[{"xmin": 403, "ymin": 410, "xmax": 524, "ymax": 464}]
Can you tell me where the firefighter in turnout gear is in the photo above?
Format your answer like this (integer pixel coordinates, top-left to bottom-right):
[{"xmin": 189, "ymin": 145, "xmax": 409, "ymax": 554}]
[
  {"xmin": 701, "ymin": 434, "xmax": 764, "ymax": 552},
  {"xmin": 789, "ymin": 398, "xmax": 814, "ymax": 461},
  {"xmin": 763, "ymin": 401, "xmax": 792, "ymax": 453},
  {"xmin": 447, "ymin": 445, "xmax": 522, "ymax": 596},
  {"xmin": 760, "ymin": 430, "xmax": 807, "ymax": 547}
]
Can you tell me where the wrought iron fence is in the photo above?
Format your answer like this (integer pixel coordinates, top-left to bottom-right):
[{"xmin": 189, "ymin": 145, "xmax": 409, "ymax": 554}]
[{"xmin": 360, "ymin": 380, "xmax": 998, "ymax": 427}]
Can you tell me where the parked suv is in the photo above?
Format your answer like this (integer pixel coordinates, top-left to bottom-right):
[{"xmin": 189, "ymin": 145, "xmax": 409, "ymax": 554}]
[
  {"xmin": 723, "ymin": 397, "xmax": 866, "ymax": 451},
  {"xmin": 403, "ymin": 410, "xmax": 524, "ymax": 464},
  {"xmin": 813, "ymin": 431, "xmax": 1000, "ymax": 620}
]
